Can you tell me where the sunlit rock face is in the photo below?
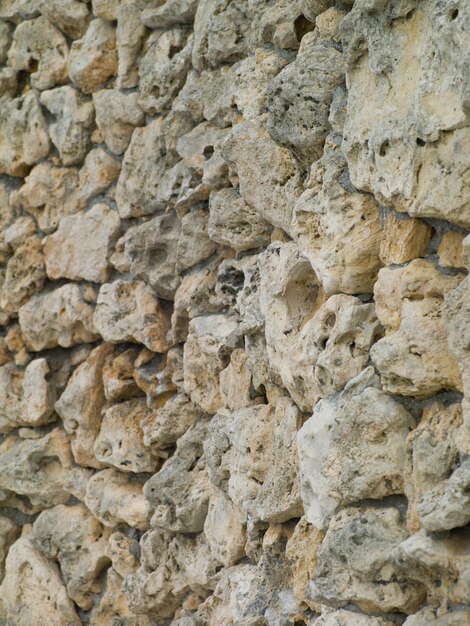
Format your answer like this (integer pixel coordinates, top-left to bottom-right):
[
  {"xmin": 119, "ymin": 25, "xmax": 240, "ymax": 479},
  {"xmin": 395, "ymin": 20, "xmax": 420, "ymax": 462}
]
[{"xmin": 0, "ymin": 1, "xmax": 469, "ymax": 625}]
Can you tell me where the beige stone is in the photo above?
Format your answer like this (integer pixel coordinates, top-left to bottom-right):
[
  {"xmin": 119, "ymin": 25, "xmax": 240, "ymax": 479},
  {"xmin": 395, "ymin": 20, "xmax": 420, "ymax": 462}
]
[
  {"xmin": 10, "ymin": 162, "xmax": 81, "ymax": 233},
  {"xmin": 90, "ymin": 568, "xmax": 152, "ymax": 626},
  {"xmin": 40, "ymin": 86, "xmax": 94, "ymax": 165},
  {"xmin": 0, "ymin": 516, "xmax": 19, "ymax": 582},
  {"xmin": 379, "ymin": 213, "xmax": 431, "ymax": 265},
  {"xmin": 116, "ymin": 2, "xmax": 146, "ymax": 88},
  {"xmin": 38, "ymin": 0, "xmax": 90, "ymax": 38},
  {"xmin": 94, "ymin": 279, "xmax": 171, "ymax": 352},
  {"xmin": 44, "ymin": 204, "xmax": 121, "ymax": 283},
  {"xmin": 106, "ymin": 532, "xmax": 140, "ymax": 578},
  {"xmin": 141, "ymin": 393, "xmax": 200, "ymax": 452},
  {"xmin": 204, "ymin": 491, "xmax": 246, "ymax": 567},
  {"xmin": 69, "ymin": 18, "xmax": 117, "ymax": 93},
  {"xmin": 0, "ymin": 533, "xmax": 81, "ymax": 626},
  {"xmin": 0, "ymin": 92, "xmax": 50, "ymax": 176},
  {"xmin": 93, "ymin": 89, "xmax": 145, "ymax": 155},
  {"xmin": 85, "ymin": 468, "xmax": 151, "ymax": 529},
  {"xmin": 438, "ymin": 231, "xmax": 465, "ymax": 268},
  {"xmin": 1, "ymin": 235, "xmax": 46, "ymax": 313},
  {"xmin": 102, "ymin": 346, "xmax": 142, "ymax": 402},
  {"xmin": 19, "ymin": 283, "xmax": 98, "ymax": 351},
  {"xmin": 78, "ymin": 147, "xmax": 121, "ymax": 202}
]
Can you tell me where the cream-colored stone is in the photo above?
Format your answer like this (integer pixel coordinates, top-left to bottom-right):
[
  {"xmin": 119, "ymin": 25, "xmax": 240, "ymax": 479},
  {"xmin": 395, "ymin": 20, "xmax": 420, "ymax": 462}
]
[
  {"xmin": 44, "ymin": 204, "xmax": 121, "ymax": 283},
  {"xmin": 102, "ymin": 346, "xmax": 142, "ymax": 402},
  {"xmin": 106, "ymin": 532, "xmax": 140, "ymax": 578},
  {"xmin": 1, "ymin": 235, "xmax": 46, "ymax": 313},
  {"xmin": 69, "ymin": 18, "xmax": 117, "ymax": 93},
  {"xmin": 292, "ymin": 150, "xmax": 382, "ymax": 295},
  {"xmin": 0, "ymin": 92, "xmax": 50, "ymax": 176},
  {"xmin": 10, "ymin": 162, "xmax": 81, "ymax": 233},
  {"xmin": 85, "ymin": 468, "xmax": 151, "ymax": 529},
  {"xmin": 78, "ymin": 147, "xmax": 121, "ymax": 202},
  {"xmin": 183, "ymin": 314, "xmax": 243, "ymax": 413},
  {"xmin": 93, "ymin": 89, "xmax": 145, "ymax": 155},
  {"xmin": 31, "ymin": 504, "xmax": 111, "ymax": 609},
  {"xmin": 116, "ymin": 2, "xmax": 145, "ymax": 88},
  {"xmin": 219, "ymin": 348, "xmax": 262, "ymax": 411},
  {"xmin": 204, "ymin": 491, "xmax": 246, "ymax": 567},
  {"xmin": 19, "ymin": 283, "xmax": 98, "ymax": 351},
  {"xmin": 141, "ymin": 393, "xmax": 200, "ymax": 452},
  {"xmin": 38, "ymin": 0, "xmax": 90, "ymax": 38},
  {"xmin": 0, "ymin": 516, "xmax": 18, "ymax": 582},
  {"xmin": 379, "ymin": 213, "xmax": 431, "ymax": 265},
  {"xmin": 40, "ymin": 86, "xmax": 94, "ymax": 166},
  {"xmin": 94, "ymin": 279, "xmax": 171, "ymax": 352},
  {"xmin": 94, "ymin": 399, "xmax": 156, "ymax": 473},
  {"xmin": 0, "ymin": 533, "xmax": 81, "ymax": 626}
]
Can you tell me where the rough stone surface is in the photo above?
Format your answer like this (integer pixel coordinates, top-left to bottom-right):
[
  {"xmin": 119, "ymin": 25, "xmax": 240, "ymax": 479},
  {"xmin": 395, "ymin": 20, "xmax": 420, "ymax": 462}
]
[{"xmin": 0, "ymin": 2, "xmax": 469, "ymax": 624}]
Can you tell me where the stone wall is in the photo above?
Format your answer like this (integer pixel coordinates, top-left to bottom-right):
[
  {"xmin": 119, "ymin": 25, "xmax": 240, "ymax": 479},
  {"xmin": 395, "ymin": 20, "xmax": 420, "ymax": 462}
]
[{"xmin": 0, "ymin": 0, "xmax": 469, "ymax": 625}]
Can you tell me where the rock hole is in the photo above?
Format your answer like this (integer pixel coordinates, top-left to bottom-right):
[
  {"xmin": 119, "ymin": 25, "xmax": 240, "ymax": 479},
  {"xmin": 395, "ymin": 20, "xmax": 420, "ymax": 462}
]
[
  {"xmin": 168, "ymin": 45, "xmax": 183, "ymax": 59},
  {"xmin": 379, "ymin": 140, "xmax": 390, "ymax": 157},
  {"xmin": 294, "ymin": 14, "xmax": 315, "ymax": 43},
  {"xmin": 416, "ymin": 137, "xmax": 426, "ymax": 146},
  {"xmin": 203, "ymin": 145, "xmax": 214, "ymax": 159},
  {"xmin": 449, "ymin": 8, "xmax": 459, "ymax": 20}
]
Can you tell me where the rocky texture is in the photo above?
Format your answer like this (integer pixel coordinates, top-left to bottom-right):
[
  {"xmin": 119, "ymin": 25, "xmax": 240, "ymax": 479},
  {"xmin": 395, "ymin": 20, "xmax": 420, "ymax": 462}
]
[{"xmin": 1, "ymin": 1, "xmax": 469, "ymax": 624}]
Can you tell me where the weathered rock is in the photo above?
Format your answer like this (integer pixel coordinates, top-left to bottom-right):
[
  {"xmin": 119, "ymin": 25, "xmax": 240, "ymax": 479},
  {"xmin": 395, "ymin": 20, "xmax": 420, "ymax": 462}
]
[
  {"xmin": 307, "ymin": 507, "xmax": 425, "ymax": 614},
  {"xmin": 94, "ymin": 399, "xmax": 157, "ymax": 473},
  {"xmin": 314, "ymin": 610, "xmax": 396, "ymax": 626},
  {"xmin": 10, "ymin": 162, "xmax": 81, "ymax": 233},
  {"xmin": 0, "ymin": 359, "xmax": 56, "ymax": 432},
  {"xmin": 144, "ymin": 423, "xmax": 212, "ymax": 533},
  {"xmin": 0, "ymin": 92, "xmax": 50, "ymax": 176},
  {"xmin": 40, "ymin": 86, "xmax": 94, "ymax": 166},
  {"xmin": 222, "ymin": 117, "xmax": 303, "ymax": 233},
  {"xmin": 55, "ymin": 343, "xmax": 111, "ymax": 469},
  {"xmin": 38, "ymin": 0, "xmax": 90, "ymax": 38},
  {"xmin": 371, "ymin": 260, "xmax": 463, "ymax": 397},
  {"xmin": 102, "ymin": 346, "xmax": 143, "ymax": 402},
  {"xmin": 438, "ymin": 230, "xmax": 465, "ymax": 269},
  {"xmin": 292, "ymin": 150, "xmax": 382, "ymax": 295},
  {"xmin": 78, "ymin": 147, "xmax": 121, "ymax": 202},
  {"xmin": 0, "ymin": 20, "xmax": 12, "ymax": 64},
  {"xmin": 7, "ymin": 16, "xmax": 68, "ymax": 89},
  {"xmin": 141, "ymin": 393, "xmax": 200, "ymax": 453},
  {"xmin": 91, "ymin": 0, "xmax": 119, "ymax": 21},
  {"xmin": 139, "ymin": 28, "xmax": 193, "ymax": 115},
  {"xmin": 298, "ymin": 368, "xmax": 414, "ymax": 529},
  {"xmin": 204, "ymin": 491, "xmax": 246, "ymax": 567},
  {"xmin": 44, "ymin": 203, "xmax": 121, "ymax": 283},
  {"xmin": 405, "ymin": 402, "xmax": 462, "ymax": 532},
  {"xmin": 1, "ymin": 234, "xmax": 46, "ymax": 312},
  {"xmin": 0, "ymin": 533, "xmax": 81, "ymax": 626},
  {"xmin": 94, "ymin": 280, "xmax": 171, "ymax": 352},
  {"xmin": 93, "ymin": 89, "xmax": 145, "ymax": 155},
  {"xmin": 69, "ymin": 18, "xmax": 117, "ymax": 93},
  {"xmin": 0, "ymin": 429, "xmax": 73, "ymax": 511},
  {"xmin": 31, "ymin": 504, "xmax": 111, "ymax": 609},
  {"xmin": 341, "ymin": 0, "xmax": 470, "ymax": 228},
  {"xmin": 116, "ymin": 2, "xmax": 146, "ymax": 88},
  {"xmin": 19, "ymin": 283, "xmax": 98, "ymax": 351},
  {"xmin": 141, "ymin": 0, "xmax": 199, "ymax": 28},
  {"xmin": 183, "ymin": 314, "xmax": 243, "ymax": 413},
  {"xmin": 0, "ymin": 517, "xmax": 19, "ymax": 582},
  {"xmin": 85, "ymin": 468, "xmax": 151, "ymax": 529},
  {"xmin": 380, "ymin": 212, "xmax": 431, "ymax": 265},
  {"xmin": 208, "ymin": 187, "xmax": 272, "ymax": 252},
  {"xmin": 266, "ymin": 34, "xmax": 344, "ymax": 166}
]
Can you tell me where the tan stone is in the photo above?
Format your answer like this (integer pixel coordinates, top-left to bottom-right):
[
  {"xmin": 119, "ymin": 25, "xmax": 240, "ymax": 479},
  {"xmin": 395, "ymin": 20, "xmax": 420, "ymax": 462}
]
[
  {"xmin": 0, "ymin": 516, "xmax": 19, "ymax": 582},
  {"xmin": 69, "ymin": 18, "xmax": 117, "ymax": 93},
  {"xmin": 38, "ymin": 0, "xmax": 90, "ymax": 39},
  {"xmin": 90, "ymin": 568, "xmax": 152, "ymax": 626},
  {"xmin": 438, "ymin": 231, "xmax": 465, "ymax": 268},
  {"xmin": 19, "ymin": 283, "xmax": 98, "ymax": 351},
  {"xmin": 44, "ymin": 204, "xmax": 121, "ymax": 283},
  {"xmin": 93, "ymin": 89, "xmax": 145, "ymax": 155},
  {"xmin": 204, "ymin": 491, "xmax": 246, "ymax": 567},
  {"xmin": 141, "ymin": 393, "xmax": 200, "ymax": 453},
  {"xmin": 78, "ymin": 147, "xmax": 121, "ymax": 202},
  {"xmin": 1, "ymin": 235, "xmax": 46, "ymax": 313},
  {"xmin": 106, "ymin": 532, "xmax": 140, "ymax": 578},
  {"xmin": 116, "ymin": 2, "xmax": 146, "ymax": 88},
  {"xmin": 94, "ymin": 280, "xmax": 171, "ymax": 352},
  {"xmin": 102, "ymin": 346, "xmax": 142, "ymax": 402},
  {"xmin": 379, "ymin": 213, "xmax": 431, "ymax": 265}
]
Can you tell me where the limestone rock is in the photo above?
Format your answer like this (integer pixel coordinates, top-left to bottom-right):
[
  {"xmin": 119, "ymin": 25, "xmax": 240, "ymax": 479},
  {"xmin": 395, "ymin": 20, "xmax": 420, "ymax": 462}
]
[
  {"xmin": 78, "ymin": 147, "xmax": 121, "ymax": 202},
  {"xmin": 219, "ymin": 348, "xmax": 263, "ymax": 412},
  {"xmin": 183, "ymin": 314, "xmax": 243, "ymax": 413},
  {"xmin": 94, "ymin": 279, "xmax": 171, "ymax": 352},
  {"xmin": 90, "ymin": 567, "xmax": 151, "ymax": 626},
  {"xmin": 102, "ymin": 346, "xmax": 143, "ymax": 403},
  {"xmin": 91, "ymin": 0, "xmax": 120, "ymax": 21},
  {"xmin": 291, "ymin": 150, "xmax": 382, "ymax": 295},
  {"xmin": 405, "ymin": 402, "xmax": 462, "ymax": 532},
  {"xmin": 0, "ymin": 534, "xmax": 81, "ymax": 626},
  {"xmin": 40, "ymin": 86, "xmax": 94, "ymax": 166},
  {"xmin": 139, "ymin": 28, "xmax": 193, "ymax": 115},
  {"xmin": 307, "ymin": 507, "xmax": 425, "ymax": 614},
  {"xmin": 44, "ymin": 204, "xmax": 121, "ymax": 283},
  {"xmin": 144, "ymin": 423, "xmax": 212, "ymax": 533},
  {"xmin": 141, "ymin": 0, "xmax": 199, "ymax": 28},
  {"xmin": 0, "ymin": 92, "xmax": 50, "ymax": 176},
  {"xmin": 314, "ymin": 610, "xmax": 396, "ymax": 626},
  {"xmin": 204, "ymin": 491, "xmax": 246, "ymax": 567},
  {"xmin": 141, "ymin": 393, "xmax": 200, "ymax": 453},
  {"xmin": 0, "ymin": 359, "xmax": 56, "ymax": 432},
  {"xmin": 93, "ymin": 89, "xmax": 145, "ymax": 155},
  {"xmin": 371, "ymin": 260, "xmax": 463, "ymax": 397},
  {"xmin": 7, "ymin": 16, "xmax": 68, "ymax": 90},
  {"xmin": 0, "ymin": 20, "xmax": 12, "ymax": 64},
  {"xmin": 94, "ymin": 399, "xmax": 157, "ymax": 473},
  {"xmin": 0, "ymin": 517, "xmax": 19, "ymax": 582},
  {"xmin": 208, "ymin": 188, "xmax": 272, "ymax": 252},
  {"xmin": 38, "ymin": 0, "xmax": 90, "ymax": 39},
  {"xmin": 19, "ymin": 283, "xmax": 98, "ymax": 351},
  {"xmin": 341, "ymin": 0, "xmax": 470, "ymax": 228},
  {"xmin": 69, "ymin": 18, "xmax": 117, "ymax": 93},
  {"xmin": 298, "ymin": 368, "xmax": 414, "ymax": 529},
  {"xmin": 0, "ymin": 429, "xmax": 73, "ymax": 511},
  {"xmin": 222, "ymin": 117, "xmax": 303, "ymax": 233},
  {"xmin": 438, "ymin": 231, "xmax": 465, "ymax": 269},
  {"xmin": 1, "ymin": 234, "xmax": 46, "ymax": 312},
  {"xmin": 379, "ymin": 213, "xmax": 431, "ymax": 265},
  {"xmin": 31, "ymin": 504, "xmax": 111, "ymax": 609},
  {"xmin": 116, "ymin": 2, "xmax": 146, "ymax": 88},
  {"xmin": 266, "ymin": 35, "xmax": 344, "ymax": 166},
  {"xmin": 85, "ymin": 468, "xmax": 151, "ymax": 529},
  {"xmin": 106, "ymin": 532, "xmax": 140, "ymax": 578},
  {"xmin": 10, "ymin": 162, "xmax": 81, "ymax": 233}
]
